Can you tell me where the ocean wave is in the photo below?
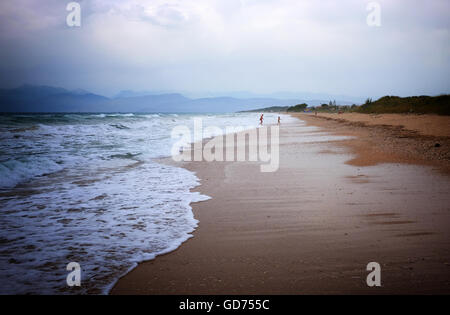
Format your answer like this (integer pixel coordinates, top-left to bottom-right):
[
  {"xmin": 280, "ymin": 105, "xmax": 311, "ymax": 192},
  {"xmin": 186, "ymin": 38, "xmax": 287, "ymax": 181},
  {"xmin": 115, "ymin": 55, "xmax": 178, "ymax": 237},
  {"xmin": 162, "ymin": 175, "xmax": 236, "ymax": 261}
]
[
  {"xmin": 109, "ymin": 123, "xmax": 130, "ymax": 130},
  {"xmin": 0, "ymin": 157, "xmax": 63, "ymax": 189},
  {"xmin": 106, "ymin": 113, "xmax": 135, "ymax": 117},
  {"xmin": 109, "ymin": 152, "xmax": 142, "ymax": 160}
]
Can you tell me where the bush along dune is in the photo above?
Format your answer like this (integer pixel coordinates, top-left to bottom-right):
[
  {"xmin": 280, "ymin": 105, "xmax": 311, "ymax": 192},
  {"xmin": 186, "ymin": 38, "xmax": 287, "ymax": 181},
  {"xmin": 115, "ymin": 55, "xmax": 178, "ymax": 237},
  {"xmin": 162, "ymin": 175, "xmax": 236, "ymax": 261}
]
[{"xmin": 357, "ymin": 95, "xmax": 450, "ymax": 115}]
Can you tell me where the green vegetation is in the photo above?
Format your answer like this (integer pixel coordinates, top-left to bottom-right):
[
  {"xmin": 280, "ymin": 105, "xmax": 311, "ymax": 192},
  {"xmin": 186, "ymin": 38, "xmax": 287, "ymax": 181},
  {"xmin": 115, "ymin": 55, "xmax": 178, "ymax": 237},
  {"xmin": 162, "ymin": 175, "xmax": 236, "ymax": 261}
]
[
  {"xmin": 308, "ymin": 95, "xmax": 450, "ymax": 115},
  {"xmin": 242, "ymin": 95, "xmax": 450, "ymax": 115},
  {"xmin": 308, "ymin": 101, "xmax": 353, "ymax": 113},
  {"xmin": 286, "ymin": 103, "xmax": 308, "ymax": 112},
  {"xmin": 356, "ymin": 95, "xmax": 450, "ymax": 115}
]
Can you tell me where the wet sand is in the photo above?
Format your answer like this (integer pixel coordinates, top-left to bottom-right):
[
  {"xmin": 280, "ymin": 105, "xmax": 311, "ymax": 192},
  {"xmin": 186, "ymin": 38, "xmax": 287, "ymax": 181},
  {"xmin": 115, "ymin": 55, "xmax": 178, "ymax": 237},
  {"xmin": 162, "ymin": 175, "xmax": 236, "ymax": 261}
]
[{"xmin": 111, "ymin": 115, "xmax": 450, "ymax": 294}]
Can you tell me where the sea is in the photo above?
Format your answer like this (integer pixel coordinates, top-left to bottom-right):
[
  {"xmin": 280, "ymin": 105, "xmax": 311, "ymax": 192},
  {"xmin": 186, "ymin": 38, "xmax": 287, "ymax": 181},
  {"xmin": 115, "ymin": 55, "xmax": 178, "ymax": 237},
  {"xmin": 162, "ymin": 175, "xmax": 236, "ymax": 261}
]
[{"xmin": 0, "ymin": 112, "xmax": 291, "ymax": 294}]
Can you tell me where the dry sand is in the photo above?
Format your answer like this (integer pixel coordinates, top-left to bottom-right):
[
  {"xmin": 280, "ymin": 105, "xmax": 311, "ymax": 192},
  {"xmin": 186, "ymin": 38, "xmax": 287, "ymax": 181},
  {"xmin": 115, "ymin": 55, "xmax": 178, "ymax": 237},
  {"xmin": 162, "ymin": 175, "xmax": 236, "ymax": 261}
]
[
  {"xmin": 111, "ymin": 114, "xmax": 450, "ymax": 294},
  {"xmin": 298, "ymin": 113, "xmax": 450, "ymax": 173},
  {"xmin": 311, "ymin": 112, "xmax": 450, "ymax": 138}
]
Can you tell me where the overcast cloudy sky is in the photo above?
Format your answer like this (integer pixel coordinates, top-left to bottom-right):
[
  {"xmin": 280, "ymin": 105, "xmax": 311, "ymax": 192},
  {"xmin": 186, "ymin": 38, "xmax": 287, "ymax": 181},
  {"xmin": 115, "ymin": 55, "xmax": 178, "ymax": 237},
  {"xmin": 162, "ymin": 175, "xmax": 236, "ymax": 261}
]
[{"xmin": 0, "ymin": 0, "xmax": 449, "ymax": 98}]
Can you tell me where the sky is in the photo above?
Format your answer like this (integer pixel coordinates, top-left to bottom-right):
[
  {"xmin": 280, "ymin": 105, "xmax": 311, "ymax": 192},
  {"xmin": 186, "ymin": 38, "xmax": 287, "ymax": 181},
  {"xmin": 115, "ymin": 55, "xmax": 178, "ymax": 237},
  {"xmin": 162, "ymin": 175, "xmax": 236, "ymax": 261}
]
[{"xmin": 0, "ymin": 0, "xmax": 449, "ymax": 99}]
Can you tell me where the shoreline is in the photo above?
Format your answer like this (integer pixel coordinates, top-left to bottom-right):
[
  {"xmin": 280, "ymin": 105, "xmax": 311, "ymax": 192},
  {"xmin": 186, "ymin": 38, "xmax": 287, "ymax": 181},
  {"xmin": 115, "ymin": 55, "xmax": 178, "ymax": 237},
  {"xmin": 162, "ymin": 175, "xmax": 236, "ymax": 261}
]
[{"xmin": 111, "ymin": 114, "xmax": 450, "ymax": 294}]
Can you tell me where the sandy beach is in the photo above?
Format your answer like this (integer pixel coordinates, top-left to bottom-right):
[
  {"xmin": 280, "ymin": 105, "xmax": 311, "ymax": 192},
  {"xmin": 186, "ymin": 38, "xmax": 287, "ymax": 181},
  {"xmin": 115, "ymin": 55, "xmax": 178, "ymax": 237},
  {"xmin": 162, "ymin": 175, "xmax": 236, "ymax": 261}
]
[{"xmin": 111, "ymin": 113, "xmax": 450, "ymax": 294}]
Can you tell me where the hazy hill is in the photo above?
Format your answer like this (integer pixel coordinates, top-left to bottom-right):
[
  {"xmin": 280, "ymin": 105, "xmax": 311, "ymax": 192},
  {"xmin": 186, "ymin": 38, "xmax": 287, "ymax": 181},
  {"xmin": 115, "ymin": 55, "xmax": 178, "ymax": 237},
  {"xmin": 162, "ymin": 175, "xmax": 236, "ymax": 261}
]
[
  {"xmin": 107, "ymin": 94, "xmax": 191, "ymax": 112},
  {"xmin": 0, "ymin": 85, "xmax": 302, "ymax": 113},
  {"xmin": 0, "ymin": 85, "xmax": 109, "ymax": 112},
  {"xmin": 240, "ymin": 106, "xmax": 290, "ymax": 113}
]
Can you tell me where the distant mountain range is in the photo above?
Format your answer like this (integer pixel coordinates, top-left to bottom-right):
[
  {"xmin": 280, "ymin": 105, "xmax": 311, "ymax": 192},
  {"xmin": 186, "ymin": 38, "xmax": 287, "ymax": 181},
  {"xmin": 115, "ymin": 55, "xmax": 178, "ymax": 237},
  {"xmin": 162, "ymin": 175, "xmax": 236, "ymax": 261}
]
[
  {"xmin": 0, "ymin": 85, "xmax": 360, "ymax": 113},
  {"xmin": 114, "ymin": 89, "xmax": 365, "ymax": 103}
]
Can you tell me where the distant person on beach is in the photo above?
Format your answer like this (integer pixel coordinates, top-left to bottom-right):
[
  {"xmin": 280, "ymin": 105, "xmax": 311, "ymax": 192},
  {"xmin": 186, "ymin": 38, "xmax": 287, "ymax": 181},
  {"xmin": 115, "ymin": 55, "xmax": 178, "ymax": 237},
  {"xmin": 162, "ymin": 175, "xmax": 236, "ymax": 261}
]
[
  {"xmin": 278, "ymin": 116, "xmax": 281, "ymax": 125},
  {"xmin": 260, "ymin": 114, "xmax": 264, "ymax": 125}
]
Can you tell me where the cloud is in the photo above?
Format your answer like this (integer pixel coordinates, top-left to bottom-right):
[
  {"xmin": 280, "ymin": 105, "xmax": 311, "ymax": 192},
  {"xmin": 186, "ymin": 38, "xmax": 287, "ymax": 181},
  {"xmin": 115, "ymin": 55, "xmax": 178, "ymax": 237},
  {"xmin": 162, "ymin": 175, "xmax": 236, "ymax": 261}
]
[{"xmin": 0, "ymin": 0, "xmax": 448, "ymax": 97}]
